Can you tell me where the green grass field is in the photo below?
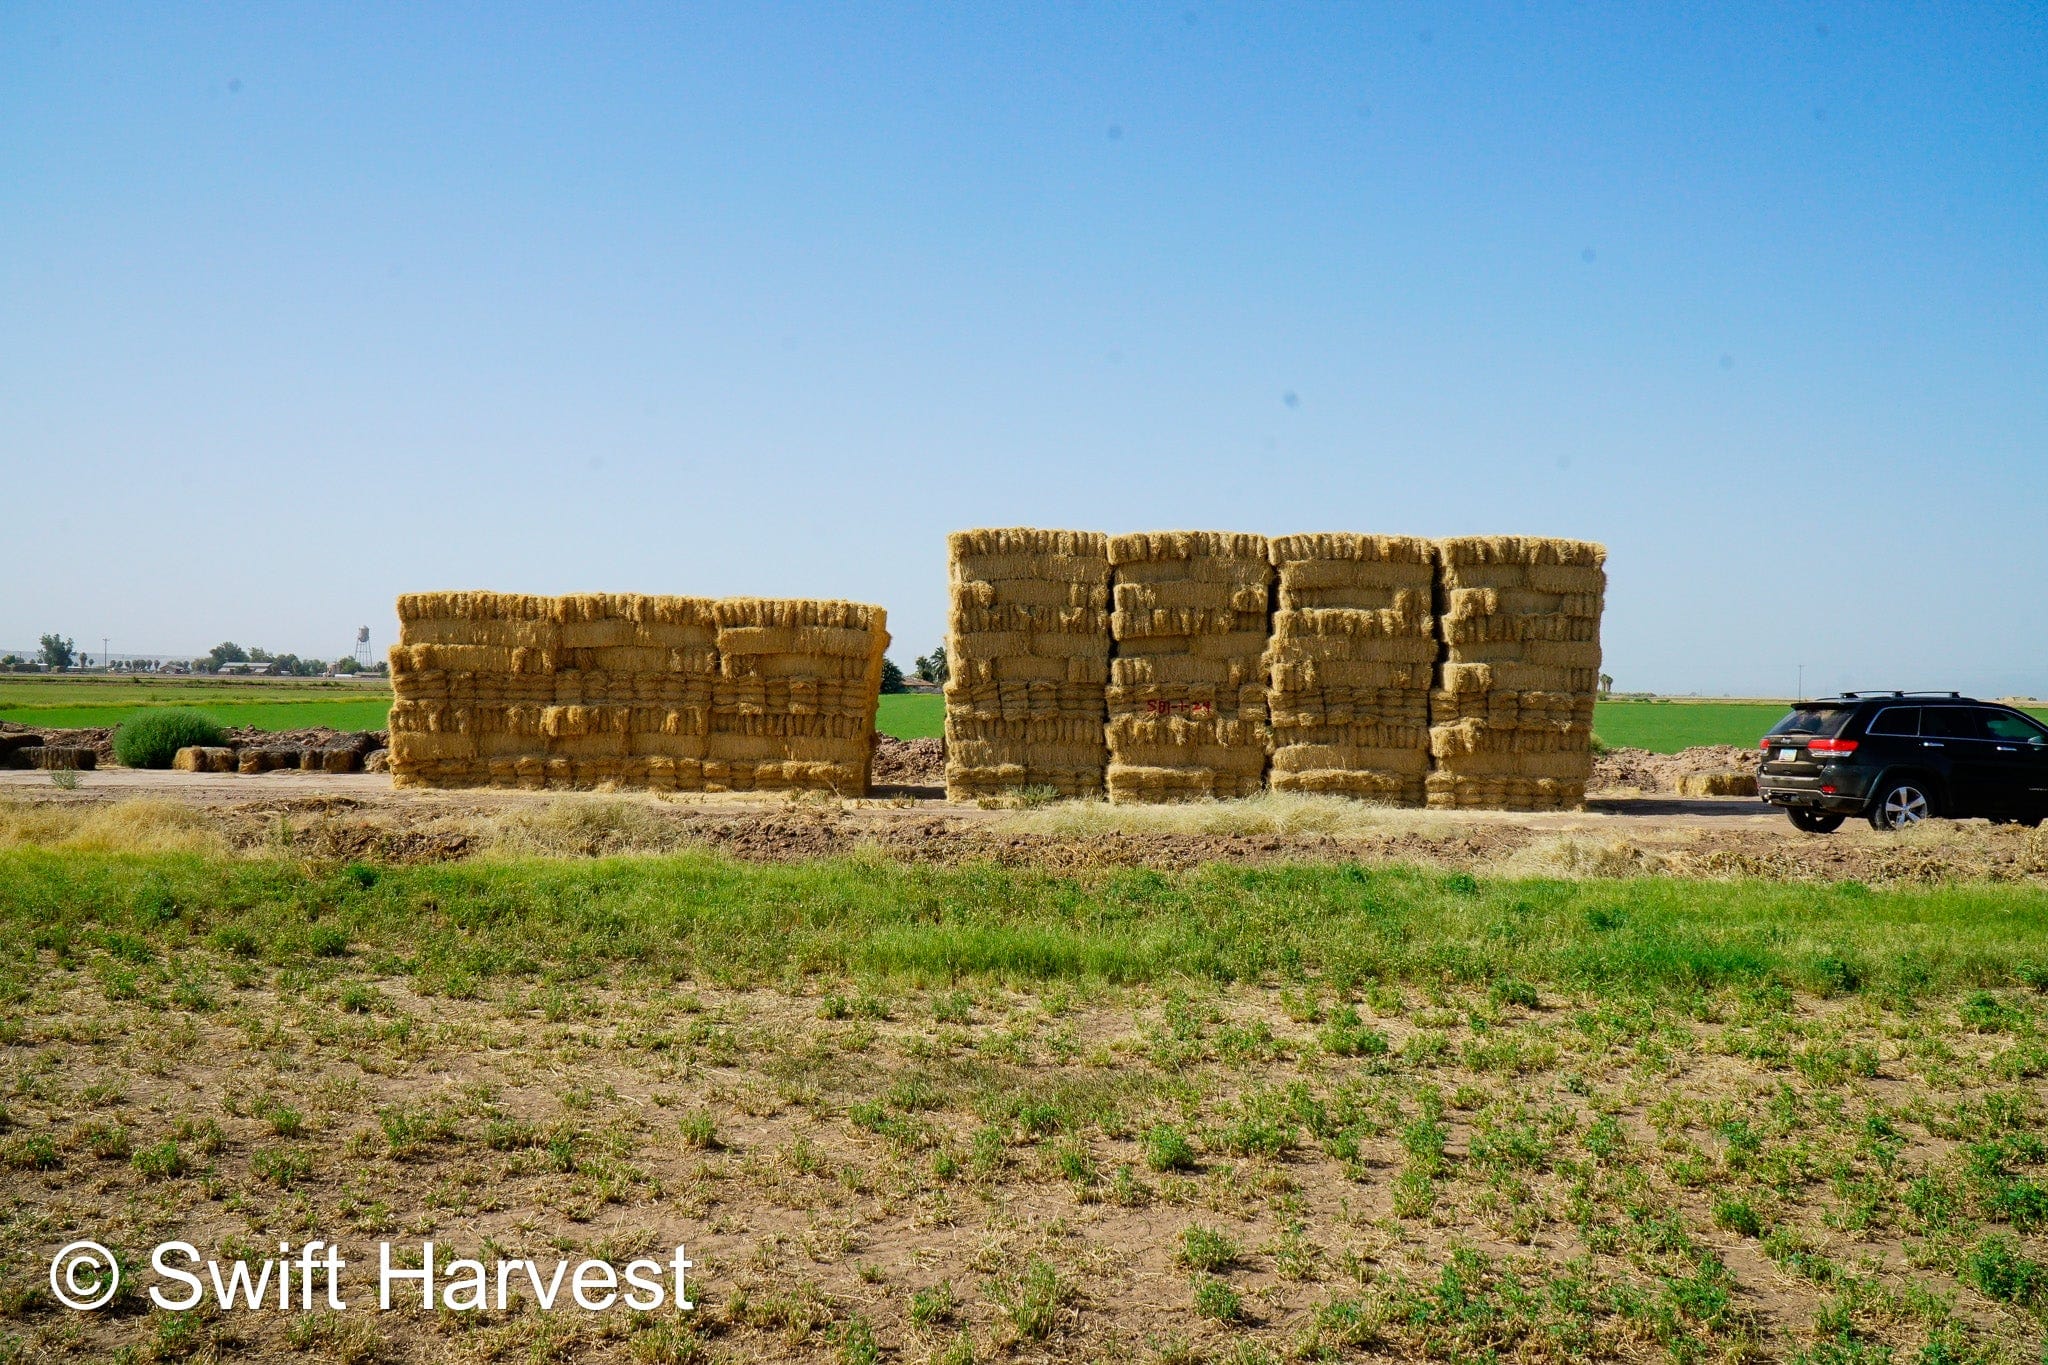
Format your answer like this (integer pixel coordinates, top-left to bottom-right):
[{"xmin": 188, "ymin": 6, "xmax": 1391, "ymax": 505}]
[
  {"xmin": 877, "ymin": 691, "xmax": 945, "ymax": 738},
  {"xmin": 5, "ymin": 677, "xmax": 2039, "ymax": 752},
  {"xmin": 3, "ymin": 844, "xmax": 2047, "ymax": 1360}
]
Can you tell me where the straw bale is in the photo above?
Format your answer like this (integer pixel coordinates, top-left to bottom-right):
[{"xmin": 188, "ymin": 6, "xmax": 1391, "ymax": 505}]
[
  {"xmin": 1111, "ymin": 607, "xmax": 1262, "ymax": 639},
  {"xmin": 238, "ymin": 746, "xmax": 300, "ymax": 774},
  {"xmin": 1428, "ymin": 718, "xmax": 1593, "ymax": 757},
  {"xmin": 949, "ymin": 605, "xmax": 1112, "ymax": 637},
  {"xmin": 1677, "ymin": 771, "xmax": 1760, "ymax": 798},
  {"xmin": 397, "ymin": 591, "xmax": 555, "ymax": 624},
  {"xmin": 1112, "ymin": 581, "xmax": 1268, "ymax": 614},
  {"xmin": 1270, "ymin": 769, "xmax": 1426, "ymax": 803},
  {"xmin": 1106, "ymin": 765, "xmax": 1263, "ymax": 803},
  {"xmin": 950, "ymin": 553, "xmax": 1113, "ymax": 585},
  {"xmin": 1108, "ymin": 530, "xmax": 1270, "ymax": 564},
  {"xmin": 712, "ymin": 597, "xmax": 887, "ymax": 632},
  {"xmin": 946, "ymin": 715, "xmax": 1105, "ymax": 746},
  {"xmin": 715, "ymin": 625, "xmax": 886, "ymax": 659},
  {"xmin": 952, "ymin": 578, "xmax": 1109, "ymax": 611},
  {"xmin": 172, "ymin": 746, "xmax": 233, "ymax": 773},
  {"xmin": 1270, "ymin": 745, "xmax": 1429, "ymax": 776},
  {"xmin": 1435, "ymin": 536, "xmax": 1605, "ymax": 570},
  {"xmin": 949, "ymin": 527, "xmax": 1109, "ymax": 559},
  {"xmin": 1268, "ymin": 532, "xmax": 1435, "ymax": 566}
]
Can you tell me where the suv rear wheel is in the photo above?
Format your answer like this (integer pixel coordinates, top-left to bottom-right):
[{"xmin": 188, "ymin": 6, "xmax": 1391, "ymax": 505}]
[
  {"xmin": 1868, "ymin": 778, "xmax": 1936, "ymax": 832},
  {"xmin": 1787, "ymin": 808, "xmax": 1844, "ymax": 834}
]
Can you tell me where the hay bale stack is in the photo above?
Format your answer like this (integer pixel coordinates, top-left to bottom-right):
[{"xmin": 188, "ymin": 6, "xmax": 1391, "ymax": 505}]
[
  {"xmin": 1427, "ymin": 537, "xmax": 1606, "ymax": 811},
  {"xmin": 389, "ymin": 590, "xmax": 885, "ymax": 793},
  {"xmin": 173, "ymin": 746, "xmax": 236, "ymax": 773},
  {"xmin": 1105, "ymin": 531, "xmax": 1273, "ymax": 803},
  {"xmin": 943, "ymin": 528, "xmax": 1111, "ymax": 800},
  {"xmin": 1264, "ymin": 534, "xmax": 1436, "ymax": 805},
  {"xmin": 709, "ymin": 598, "xmax": 890, "ymax": 796},
  {"xmin": 1677, "ymin": 771, "xmax": 1758, "ymax": 798}
]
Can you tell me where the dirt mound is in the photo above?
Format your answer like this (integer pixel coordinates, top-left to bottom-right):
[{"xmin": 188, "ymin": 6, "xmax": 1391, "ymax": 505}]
[
  {"xmin": 870, "ymin": 735, "xmax": 945, "ymax": 787},
  {"xmin": 0, "ymin": 722, "xmax": 115, "ymax": 762},
  {"xmin": 222, "ymin": 726, "xmax": 386, "ymax": 751},
  {"xmin": 1592, "ymin": 744, "xmax": 1758, "ymax": 794}
]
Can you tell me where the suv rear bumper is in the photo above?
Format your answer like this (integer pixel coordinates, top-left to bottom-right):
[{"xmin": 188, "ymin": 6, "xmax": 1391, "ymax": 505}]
[
  {"xmin": 1760, "ymin": 787, "xmax": 1866, "ymax": 816},
  {"xmin": 1758, "ymin": 768, "xmax": 1875, "ymax": 816}
]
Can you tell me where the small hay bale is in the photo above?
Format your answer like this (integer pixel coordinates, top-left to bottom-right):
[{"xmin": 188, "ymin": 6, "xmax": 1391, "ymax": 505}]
[
  {"xmin": 1677, "ymin": 771, "xmax": 1759, "ymax": 798},
  {"xmin": 34, "ymin": 746, "xmax": 96, "ymax": 771}
]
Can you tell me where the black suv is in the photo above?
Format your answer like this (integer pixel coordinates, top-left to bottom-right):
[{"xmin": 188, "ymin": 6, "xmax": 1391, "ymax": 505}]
[{"xmin": 1757, "ymin": 693, "xmax": 2048, "ymax": 833}]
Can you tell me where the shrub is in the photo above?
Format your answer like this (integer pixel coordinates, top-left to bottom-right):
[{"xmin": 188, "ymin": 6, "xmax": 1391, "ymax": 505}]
[{"xmin": 112, "ymin": 710, "xmax": 226, "ymax": 769}]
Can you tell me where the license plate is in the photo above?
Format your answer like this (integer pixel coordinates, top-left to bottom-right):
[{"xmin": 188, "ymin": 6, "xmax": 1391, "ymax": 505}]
[{"xmin": 1779, "ymin": 748, "xmax": 1797, "ymax": 761}]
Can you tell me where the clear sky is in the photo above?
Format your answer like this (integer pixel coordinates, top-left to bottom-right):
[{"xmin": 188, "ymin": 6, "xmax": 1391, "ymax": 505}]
[{"xmin": 5, "ymin": 3, "xmax": 2043, "ymax": 697}]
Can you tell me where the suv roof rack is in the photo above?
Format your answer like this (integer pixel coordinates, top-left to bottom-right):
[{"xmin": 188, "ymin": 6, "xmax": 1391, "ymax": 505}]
[{"xmin": 1838, "ymin": 690, "xmax": 1972, "ymax": 702}]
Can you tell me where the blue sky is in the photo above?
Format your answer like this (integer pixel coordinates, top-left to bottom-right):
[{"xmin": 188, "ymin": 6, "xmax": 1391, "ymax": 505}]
[{"xmin": 5, "ymin": 3, "xmax": 2043, "ymax": 696}]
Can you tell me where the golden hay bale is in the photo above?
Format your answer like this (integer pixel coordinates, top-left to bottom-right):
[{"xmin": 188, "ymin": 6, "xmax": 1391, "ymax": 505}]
[
  {"xmin": 712, "ymin": 597, "xmax": 887, "ymax": 632},
  {"xmin": 1676, "ymin": 771, "xmax": 1760, "ymax": 798},
  {"xmin": 949, "ymin": 527, "xmax": 1109, "ymax": 558},
  {"xmin": 1268, "ymin": 532, "xmax": 1435, "ymax": 565},
  {"xmin": 1107, "ymin": 530, "xmax": 1270, "ymax": 564},
  {"xmin": 172, "ymin": 746, "xmax": 234, "ymax": 772}
]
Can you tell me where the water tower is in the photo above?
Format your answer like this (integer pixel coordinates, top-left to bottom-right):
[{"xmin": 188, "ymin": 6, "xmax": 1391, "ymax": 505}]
[{"xmin": 353, "ymin": 626, "xmax": 372, "ymax": 668}]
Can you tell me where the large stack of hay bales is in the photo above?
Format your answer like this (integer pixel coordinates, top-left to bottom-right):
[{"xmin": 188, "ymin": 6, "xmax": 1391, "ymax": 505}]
[
  {"xmin": 389, "ymin": 591, "xmax": 886, "ymax": 794},
  {"xmin": 710, "ymin": 598, "xmax": 890, "ymax": 794},
  {"xmin": 1264, "ymin": 534, "xmax": 1437, "ymax": 804},
  {"xmin": 1427, "ymin": 537, "xmax": 1606, "ymax": 810},
  {"xmin": 1104, "ymin": 532, "xmax": 1273, "ymax": 803},
  {"xmin": 942, "ymin": 529, "xmax": 1112, "ymax": 800}
]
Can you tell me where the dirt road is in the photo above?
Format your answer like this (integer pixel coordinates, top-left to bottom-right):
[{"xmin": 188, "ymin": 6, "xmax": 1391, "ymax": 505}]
[{"xmin": 6, "ymin": 766, "xmax": 2045, "ymax": 883}]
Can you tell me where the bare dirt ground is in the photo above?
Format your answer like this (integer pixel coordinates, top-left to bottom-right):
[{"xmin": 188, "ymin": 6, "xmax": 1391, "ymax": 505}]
[{"xmin": 5, "ymin": 765, "xmax": 2045, "ymax": 884}]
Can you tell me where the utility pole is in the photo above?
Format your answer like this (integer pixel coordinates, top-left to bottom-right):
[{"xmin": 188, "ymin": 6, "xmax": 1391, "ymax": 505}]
[
  {"xmin": 1796, "ymin": 664, "xmax": 1804, "ymax": 701},
  {"xmin": 104, "ymin": 637, "xmax": 110, "ymax": 672}
]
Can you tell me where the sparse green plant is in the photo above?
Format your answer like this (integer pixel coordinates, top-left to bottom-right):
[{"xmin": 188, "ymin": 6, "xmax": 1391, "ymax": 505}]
[{"xmin": 111, "ymin": 709, "xmax": 228, "ymax": 768}]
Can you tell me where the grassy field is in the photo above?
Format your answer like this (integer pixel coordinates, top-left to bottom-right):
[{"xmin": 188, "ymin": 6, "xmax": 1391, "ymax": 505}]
[
  {"xmin": 1, "ymin": 838, "xmax": 2046, "ymax": 1361},
  {"xmin": 1591, "ymin": 701, "xmax": 1793, "ymax": 752},
  {"xmin": 1593, "ymin": 700, "xmax": 2048, "ymax": 753},
  {"xmin": 0, "ymin": 677, "xmax": 395, "ymax": 734},
  {"xmin": 878, "ymin": 692, "xmax": 945, "ymax": 739},
  {"xmin": 6, "ymin": 678, "xmax": 2041, "ymax": 753}
]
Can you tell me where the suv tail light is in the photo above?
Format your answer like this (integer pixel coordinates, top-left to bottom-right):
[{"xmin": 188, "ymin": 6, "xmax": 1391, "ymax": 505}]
[
  {"xmin": 1808, "ymin": 737, "xmax": 1859, "ymax": 757},
  {"xmin": 1758, "ymin": 737, "xmax": 1772, "ymax": 750}
]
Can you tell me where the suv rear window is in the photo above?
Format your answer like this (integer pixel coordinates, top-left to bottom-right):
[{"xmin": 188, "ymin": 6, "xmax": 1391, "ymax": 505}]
[
  {"xmin": 1866, "ymin": 707, "xmax": 1920, "ymax": 736},
  {"xmin": 1767, "ymin": 706, "xmax": 1852, "ymax": 739}
]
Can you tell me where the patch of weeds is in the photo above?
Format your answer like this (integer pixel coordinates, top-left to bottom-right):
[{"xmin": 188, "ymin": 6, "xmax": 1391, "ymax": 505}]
[
  {"xmin": 909, "ymin": 1280, "xmax": 956, "ymax": 1329},
  {"xmin": 1145, "ymin": 1124, "xmax": 1197, "ymax": 1172},
  {"xmin": 1192, "ymin": 1275, "xmax": 1242, "ymax": 1322},
  {"xmin": 131, "ymin": 1140, "xmax": 186, "ymax": 1181},
  {"xmin": 1318, "ymin": 1006, "xmax": 1390, "ymax": 1059},
  {"xmin": 986, "ymin": 1257, "xmax": 1072, "ymax": 1341},
  {"xmin": 1965, "ymin": 1234, "xmax": 2045, "ymax": 1307},
  {"xmin": 1713, "ymin": 1198, "xmax": 1764, "ymax": 1238},
  {"xmin": 1176, "ymin": 1225, "xmax": 1239, "ymax": 1273},
  {"xmin": 679, "ymin": 1110, "xmax": 721, "ymax": 1150},
  {"xmin": 253, "ymin": 1146, "xmax": 313, "ymax": 1189}
]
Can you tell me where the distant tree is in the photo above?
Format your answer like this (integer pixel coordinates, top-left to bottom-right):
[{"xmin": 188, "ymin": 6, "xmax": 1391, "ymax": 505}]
[
  {"xmin": 248, "ymin": 647, "xmax": 274, "ymax": 664},
  {"xmin": 270, "ymin": 654, "xmax": 302, "ymax": 676},
  {"xmin": 205, "ymin": 642, "xmax": 248, "ymax": 672},
  {"xmin": 880, "ymin": 658, "xmax": 907, "ymax": 694},
  {"xmin": 913, "ymin": 645, "xmax": 949, "ymax": 684},
  {"xmin": 0, "ymin": 654, "xmax": 20, "ymax": 670},
  {"xmin": 334, "ymin": 655, "xmax": 362, "ymax": 675},
  {"xmin": 38, "ymin": 634, "xmax": 75, "ymax": 670},
  {"xmin": 1598, "ymin": 673, "xmax": 1613, "ymax": 696}
]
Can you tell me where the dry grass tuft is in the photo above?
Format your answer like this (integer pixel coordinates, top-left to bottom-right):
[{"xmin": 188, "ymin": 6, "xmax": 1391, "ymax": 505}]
[
  {"xmin": 1493, "ymin": 834, "xmax": 1668, "ymax": 879},
  {"xmin": 998, "ymin": 790, "xmax": 1401, "ymax": 839},
  {"xmin": 485, "ymin": 796, "xmax": 698, "ymax": 859},
  {"xmin": 0, "ymin": 798, "xmax": 223, "ymax": 854}
]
